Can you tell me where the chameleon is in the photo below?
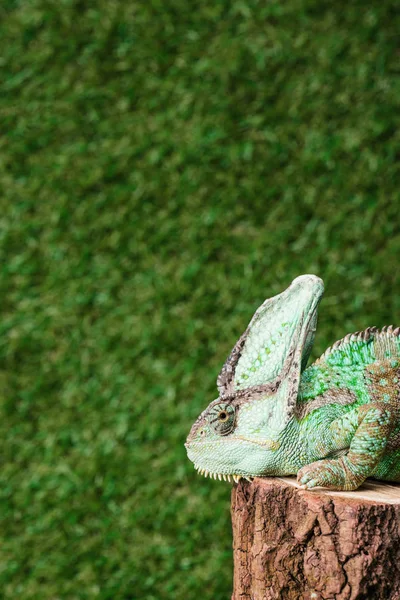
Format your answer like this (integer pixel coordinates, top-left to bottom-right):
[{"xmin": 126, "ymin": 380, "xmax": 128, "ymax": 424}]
[{"xmin": 185, "ymin": 274, "xmax": 400, "ymax": 491}]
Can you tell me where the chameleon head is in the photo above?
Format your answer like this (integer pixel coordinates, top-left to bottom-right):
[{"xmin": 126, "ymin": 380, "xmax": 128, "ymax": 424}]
[
  {"xmin": 185, "ymin": 274, "xmax": 324, "ymax": 481},
  {"xmin": 185, "ymin": 391, "xmax": 289, "ymax": 481}
]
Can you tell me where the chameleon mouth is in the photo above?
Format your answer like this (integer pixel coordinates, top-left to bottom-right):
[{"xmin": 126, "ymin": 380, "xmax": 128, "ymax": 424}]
[{"xmin": 193, "ymin": 464, "xmax": 253, "ymax": 483}]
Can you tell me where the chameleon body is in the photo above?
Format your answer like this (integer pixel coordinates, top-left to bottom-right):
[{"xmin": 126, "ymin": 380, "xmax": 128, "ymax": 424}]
[{"xmin": 185, "ymin": 275, "xmax": 400, "ymax": 491}]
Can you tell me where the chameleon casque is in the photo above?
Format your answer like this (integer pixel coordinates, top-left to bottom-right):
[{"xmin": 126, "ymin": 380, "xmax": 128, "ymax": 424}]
[{"xmin": 185, "ymin": 275, "xmax": 400, "ymax": 491}]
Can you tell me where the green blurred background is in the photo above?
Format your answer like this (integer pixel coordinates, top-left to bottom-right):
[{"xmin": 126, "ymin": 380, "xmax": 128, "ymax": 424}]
[{"xmin": 1, "ymin": 0, "xmax": 399, "ymax": 598}]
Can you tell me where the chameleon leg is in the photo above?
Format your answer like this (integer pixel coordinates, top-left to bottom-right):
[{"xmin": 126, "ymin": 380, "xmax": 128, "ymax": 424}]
[{"xmin": 297, "ymin": 404, "xmax": 394, "ymax": 491}]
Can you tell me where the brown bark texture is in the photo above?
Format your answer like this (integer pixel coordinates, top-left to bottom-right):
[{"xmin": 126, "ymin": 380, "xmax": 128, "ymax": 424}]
[{"xmin": 231, "ymin": 477, "xmax": 400, "ymax": 600}]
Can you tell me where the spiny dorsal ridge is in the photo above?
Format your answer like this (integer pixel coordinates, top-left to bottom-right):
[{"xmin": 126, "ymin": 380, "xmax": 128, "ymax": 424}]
[{"xmin": 314, "ymin": 325, "xmax": 400, "ymax": 365}]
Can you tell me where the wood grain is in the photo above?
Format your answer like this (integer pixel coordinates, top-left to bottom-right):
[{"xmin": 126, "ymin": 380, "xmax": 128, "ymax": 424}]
[{"xmin": 231, "ymin": 477, "xmax": 400, "ymax": 600}]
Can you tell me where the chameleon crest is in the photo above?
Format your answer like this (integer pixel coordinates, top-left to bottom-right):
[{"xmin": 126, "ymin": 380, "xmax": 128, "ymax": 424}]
[{"xmin": 185, "ymin": 275, "xmax": 400, "ymax": 490}]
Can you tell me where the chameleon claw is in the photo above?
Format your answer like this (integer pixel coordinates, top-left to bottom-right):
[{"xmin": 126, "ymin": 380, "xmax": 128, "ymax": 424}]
[{"xmin": 303, "ymin": 478, "xmax": 320, "ymax": 489}]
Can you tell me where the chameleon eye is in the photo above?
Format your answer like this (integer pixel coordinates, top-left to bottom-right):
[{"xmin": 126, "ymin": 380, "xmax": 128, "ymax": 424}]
[{"xmin": 211, "ymin": 404, "xmax": 236, "ymax": 436}]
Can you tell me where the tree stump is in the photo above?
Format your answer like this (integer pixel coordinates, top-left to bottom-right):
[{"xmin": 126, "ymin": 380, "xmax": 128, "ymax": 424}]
[{"xmin": 231, "ymin": 477, "xmax": 400, "ymax": 600}]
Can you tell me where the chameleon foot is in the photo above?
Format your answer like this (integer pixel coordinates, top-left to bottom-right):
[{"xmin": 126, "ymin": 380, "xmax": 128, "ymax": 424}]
[{"xmin": 297, "ymin": 457, "xmax": 364, "ymax": 491}]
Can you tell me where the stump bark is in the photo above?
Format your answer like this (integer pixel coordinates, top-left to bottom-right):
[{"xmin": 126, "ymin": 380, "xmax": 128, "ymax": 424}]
[{"xmin": 231, "ymin": 477, "xmax": 400, "ymax": 600}]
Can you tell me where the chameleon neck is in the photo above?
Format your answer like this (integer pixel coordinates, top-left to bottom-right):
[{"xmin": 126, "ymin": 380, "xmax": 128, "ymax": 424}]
[{"xmin": 279, "ymin": 407, "xmax": 352, "ymax": 472}]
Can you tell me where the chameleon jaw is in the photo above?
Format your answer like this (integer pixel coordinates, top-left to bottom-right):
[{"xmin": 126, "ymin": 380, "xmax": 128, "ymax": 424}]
[{"xmin": 193, "ymin": 464, "xmax": 253, "ymax": 483}]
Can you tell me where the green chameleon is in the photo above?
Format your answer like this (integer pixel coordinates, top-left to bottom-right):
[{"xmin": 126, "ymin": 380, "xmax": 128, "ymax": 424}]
[{"xmin": 185, "ymin": 275, "xmax": 400, "ymax": 491}]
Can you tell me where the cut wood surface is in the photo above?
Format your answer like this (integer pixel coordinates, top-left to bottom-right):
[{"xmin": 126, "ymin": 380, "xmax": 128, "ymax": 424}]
[{"xmin": 231, "ymin": 477, "xmax": 400, "ymax": 600}]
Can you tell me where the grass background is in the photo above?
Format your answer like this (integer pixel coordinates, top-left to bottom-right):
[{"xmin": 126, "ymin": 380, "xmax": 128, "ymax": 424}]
[{"xmin": 1, "ymin": 0, "xmax": 399, "ymax": 598}]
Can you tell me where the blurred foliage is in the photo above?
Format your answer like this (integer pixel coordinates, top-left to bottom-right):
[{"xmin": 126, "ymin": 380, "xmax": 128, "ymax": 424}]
[{"xmin": 0, "ymin": 0, "xmax": 399, "ymax": 598}]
